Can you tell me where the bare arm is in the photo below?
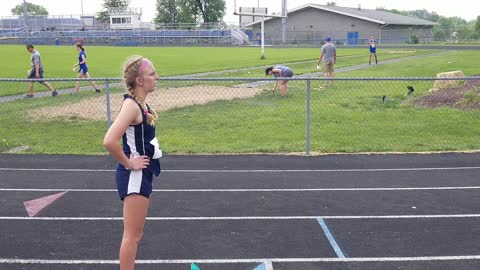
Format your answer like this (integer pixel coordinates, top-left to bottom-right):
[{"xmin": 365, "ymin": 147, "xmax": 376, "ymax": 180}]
[
  {"xmin": 35, "ymin": 62, "xmax": 40, "ymax": 77},
  {"xmin": 273, "ymin": 80, "xmax": 279, "ymax": 92},
  {"xmin": 74, "ymin": 55, "xmax": 87, "ymax": 67},
  {"xmin": 318, "ymin": 52, "xmax": 324, "ymax": 65},
  {"xmin": 272, "ymin": 69, "xmax": 282, "ymax": 91},
  {"xmin": 272, "ymin": 69, "xmax": 282, "ymax": 77},
  {"xmin": 103, "ymin": 99, "xmax": 149, "ymax": 170}
]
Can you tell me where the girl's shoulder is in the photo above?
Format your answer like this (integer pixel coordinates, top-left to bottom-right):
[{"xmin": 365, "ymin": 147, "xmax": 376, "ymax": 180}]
[{"xmin": 122, "ymin": 95, "xmax": 138, "ymax": 106}]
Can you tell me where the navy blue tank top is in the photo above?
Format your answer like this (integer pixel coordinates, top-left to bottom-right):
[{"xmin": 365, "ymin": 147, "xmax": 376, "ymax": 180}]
[
  {"xmin": 121, "ymin": 94, "xmax": 161, "ymax": 176},
  {"xmin": 78, "ymin": 51, "xmax": 87, "ymax": 70}
]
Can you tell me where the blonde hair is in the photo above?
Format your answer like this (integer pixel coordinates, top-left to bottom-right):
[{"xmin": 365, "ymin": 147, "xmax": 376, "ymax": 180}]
[{"xmin": 122, "ymin": 56, "xmax": 158, "ymax": 126}]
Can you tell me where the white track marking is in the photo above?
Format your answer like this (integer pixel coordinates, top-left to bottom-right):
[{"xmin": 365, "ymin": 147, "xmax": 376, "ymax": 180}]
[
  {"xmin": 1, "ymin": 255, "xmax": 480, "ymax": 264},
  {"xmin": 1, "ymin": 186, "xmax": 480, "ymax": 192},
  {"xmin": 2, "ymin": 166, "xmax": 480, "ymax": 172},
  {"xmin": 1, "ymin": 214, "xmax": 480, "ymax": 221}
]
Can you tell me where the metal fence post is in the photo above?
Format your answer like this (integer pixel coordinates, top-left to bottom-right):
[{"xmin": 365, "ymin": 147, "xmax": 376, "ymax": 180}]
[
  {"xmin": 105, "ymin": 78, "xmax": 112, "ymax": 127},
  {"xmin": 306, "ymin": 79, "xmax": 311, "ymax": 155}
]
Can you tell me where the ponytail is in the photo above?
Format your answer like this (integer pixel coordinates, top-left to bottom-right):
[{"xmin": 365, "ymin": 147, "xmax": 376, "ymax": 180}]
[{"xmin": 76, "ymin": 43, "xmax": 85, "ymax": 51}]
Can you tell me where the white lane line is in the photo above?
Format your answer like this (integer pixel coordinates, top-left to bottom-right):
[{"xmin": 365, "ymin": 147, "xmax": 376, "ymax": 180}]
[
  {"xmin": 2, "ymin": 166, "xmax": 480, "ymax": 172},
  {"xmin": 1, "ymin": 186, "xmax": 480, "ymax": 192},
  {"xmin": 1, "ymin": 214, "xmax": 480, "ymax": 221},
  {"xmin": 1, "ymin": 255, "xmax": 480, "ymax": 264}
]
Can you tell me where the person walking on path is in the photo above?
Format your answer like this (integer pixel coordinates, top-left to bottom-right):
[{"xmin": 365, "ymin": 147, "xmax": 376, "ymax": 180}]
[
  {"xmin": 25, "ymin": 44, "xmax": 57, "ymax": 98},
  {"xmin": 72, "ymin": 43, "xmax": 101, "ymax": 95}
]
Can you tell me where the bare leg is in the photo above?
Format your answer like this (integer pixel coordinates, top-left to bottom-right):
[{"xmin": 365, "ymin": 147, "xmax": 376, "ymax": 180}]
[
  {"xmin": 369, "ymin": 53, "xmax": 372, "ymax": 64},
  {"xmin": 119, "ymin": 195, "xmax": 150, "ymax": 270},
  {"xmin": 85, "ymin": 72, "xmax": 99, "ymax": 90},
  {"xmin": 73, "ymin": 73, "xmax": 84, "ymax": 94},
  {"xmin": 374, "ymin": 53, "xmax": 378, "ymax": 64},
  {"xmin": 28, "ymin": 81, "xmax": 34, "ymax": 95},
  {"xmin": 41, "ymin": 81, "xmax": 55, "ymax": 92},
  {"xmin": 280, "ymin": 81, "xmax": 287, "ymax": 97},
  {"xmin": 322, "ymin": 71, "xmax": 328, "ymax": 87}
]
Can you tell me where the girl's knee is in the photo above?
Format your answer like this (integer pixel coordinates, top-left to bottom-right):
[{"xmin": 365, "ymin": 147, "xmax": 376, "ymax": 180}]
[{"xmin": 123, "ymin": 230, "xmax": 144, "ymax": 244}]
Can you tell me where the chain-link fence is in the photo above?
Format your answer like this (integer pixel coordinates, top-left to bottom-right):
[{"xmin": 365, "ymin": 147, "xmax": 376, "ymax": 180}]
[{"xmin": 1, "ymin": 77, "xmax": 479, "ymax": 154}]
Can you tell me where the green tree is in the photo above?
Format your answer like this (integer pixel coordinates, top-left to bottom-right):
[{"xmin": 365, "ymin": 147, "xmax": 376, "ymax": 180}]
[
  {"xmin": 154, "ymin": 0, "xmax": 179, "ymax": 27},
  {"xmin": 383, "ymin": 8, "xmax": 477, "ymax": 42},
  {"xmin": 177, "ymin": 0, "xmax": 198, "ymax": 24},
  {"xmin": 471, "ymin": 16, "xmax": 480, "ymax": 39},
  {"xmin": 96, "ymin": 0, "xmax": 130, "ymax": 24},
  {"xmin": 454, "ymin": 24, "xmax": 474, "ymax": 41},
  {"xmin": 176, "ymin": 0, "xmax": 225, "ymax": 24},
  {"xmin": 475, "ymin": 16, "xmax": 480, "ymax": 33},
  {"xmin": 406, "ymin": 9, "xmax": 440, "ymax": 22},
  {"xmin": 196, "ymin": 0, "xmax": 225, "ymax": 23},
  {"xmin": 11, "ymin": 2, "xmax": 48, "ymax": 16}
]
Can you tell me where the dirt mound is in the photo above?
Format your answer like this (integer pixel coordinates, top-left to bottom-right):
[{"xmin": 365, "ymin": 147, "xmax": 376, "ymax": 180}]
[
  {"xmin": 413, "ymin": 76, "xmax": 480, "ymax": 110},
  {"xmin": 28, "ymin": 85, "xmax": 264, "ymax": 121},
  {"xmin": 430, "ymin": 70, "xmax": 465, "ymax": 92}
]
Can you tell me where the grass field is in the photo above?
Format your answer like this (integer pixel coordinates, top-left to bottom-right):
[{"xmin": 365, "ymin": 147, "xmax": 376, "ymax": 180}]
[
  {"xmin": 0, "ymin": 45, "xmax": 438, "ymax": 96},
  {"xmin": 1, "ymin": 46, "xmax": 479, "ymax": 154},
  {"xmin": 0, "ymin": 45, "xmax": 339, "ymax": 78}
]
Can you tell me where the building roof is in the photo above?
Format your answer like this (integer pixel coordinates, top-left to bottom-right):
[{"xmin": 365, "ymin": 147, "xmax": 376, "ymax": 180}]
[{"xmin": 245, "ymin": 4, "xmax": 437, "ymax": 27}]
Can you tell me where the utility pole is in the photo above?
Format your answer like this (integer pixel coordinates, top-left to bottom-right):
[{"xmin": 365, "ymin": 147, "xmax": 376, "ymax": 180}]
[
  {"xmin": 281, "ymin": 0, "xmax": 287, "ymax": 44},
  {"xmin": 80, "ymin": 0, "xmax": 84, "ymax": 24},
  {"xmin": 23, "ymin": 0, "xmax": 28, "ymax": 27}
]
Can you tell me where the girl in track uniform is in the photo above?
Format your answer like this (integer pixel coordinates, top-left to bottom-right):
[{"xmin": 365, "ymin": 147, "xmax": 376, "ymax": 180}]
[{"xmin": 103, "ymin": 56, "xmax": 162, "ymax": 270}]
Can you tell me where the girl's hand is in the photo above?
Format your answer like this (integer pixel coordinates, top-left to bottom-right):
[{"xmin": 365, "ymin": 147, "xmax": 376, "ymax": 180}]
[{"xmin": 127, "ymin": 155, "xmax": 150, "ymax": 170}]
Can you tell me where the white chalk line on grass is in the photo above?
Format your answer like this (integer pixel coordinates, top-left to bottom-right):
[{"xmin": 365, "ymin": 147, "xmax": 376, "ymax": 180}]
[
  {"xmin": 2, "ymin": 166, "xmax": 480, "ymax": 173},
  {"xmin": 1, "ymin": 214, "xmax": 480, "ymax": 221},
  {"xmin": 1, "ymin": 186, "xmax": 480, "ymax": 192},
  {"xmin": 2, "ymin": 255, "xmax": 480, "ymax": 264}
]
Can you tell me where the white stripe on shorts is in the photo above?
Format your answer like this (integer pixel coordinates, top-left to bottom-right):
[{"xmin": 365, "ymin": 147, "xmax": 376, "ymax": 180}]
[
  {"xmin": 125, "ymin": 126, "xmax": 142, "ymax": 194},
  {"xmin": 127, "ymin": 170, "xmax": 143, "ymax": 194}
]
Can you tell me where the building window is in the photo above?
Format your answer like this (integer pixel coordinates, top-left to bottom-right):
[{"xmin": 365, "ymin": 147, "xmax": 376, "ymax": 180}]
[{"xmin": 112, "ymin": 17, "xmax": 131, "ymax": 24}]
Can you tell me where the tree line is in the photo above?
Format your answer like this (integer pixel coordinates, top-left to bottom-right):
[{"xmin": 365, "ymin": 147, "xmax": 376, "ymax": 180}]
[
  {"xmin": 11, "ymin": 0, "xmax": 226, "ymax": 26},
  {"xmin": 379, "ymin": 8, "xmax": 480, "ymax": 41}
]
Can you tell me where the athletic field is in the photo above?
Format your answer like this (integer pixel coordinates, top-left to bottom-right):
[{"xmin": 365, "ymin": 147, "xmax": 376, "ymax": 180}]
[{"xmin": 0, "ymin": 45, "xmax": 479, "ymax": 154}]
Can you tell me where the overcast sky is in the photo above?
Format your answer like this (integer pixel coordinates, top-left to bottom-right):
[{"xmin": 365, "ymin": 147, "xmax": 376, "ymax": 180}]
[{"xmin": 1, "ymin": 0, "xmax": 478, "ymax": 23}]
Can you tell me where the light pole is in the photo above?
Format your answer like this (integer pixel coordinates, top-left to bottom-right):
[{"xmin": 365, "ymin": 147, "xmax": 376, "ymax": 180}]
[
  {"xmin": 23, "ymin": 0, "xmax": 27, "ymax": 27},
  {"xmin": 80, "ymin": 0, "xmax": 85, "ymax": 25},
  {"xmin": 281, "ymin": 0, "xmax": 287, "ymax": 44}
]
